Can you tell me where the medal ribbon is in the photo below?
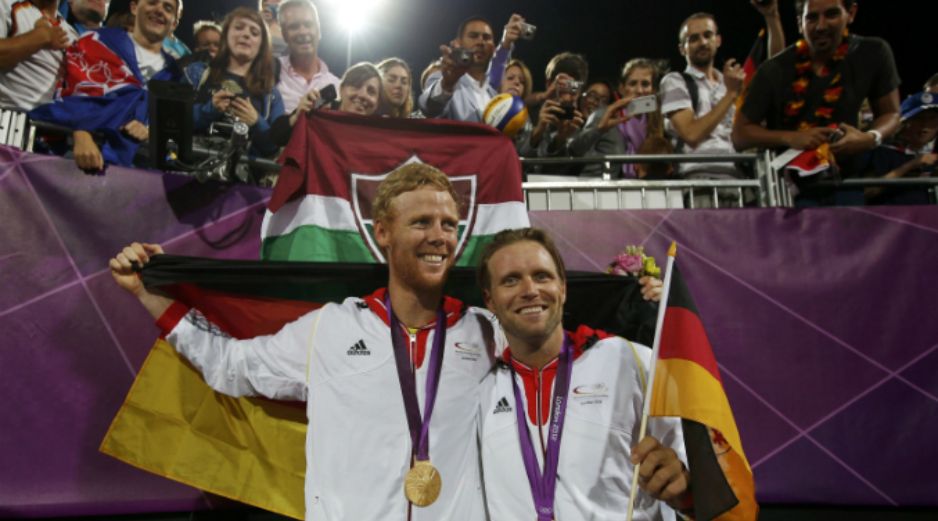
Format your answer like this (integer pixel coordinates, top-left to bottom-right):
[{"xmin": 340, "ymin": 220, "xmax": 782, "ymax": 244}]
[
  {"xmin": 386, "ymin": 293, "xmax": 447, "ymax": 463},
  {"xmin": 510, "ymin": 335, "xmax": 574, "ymax": 521}
]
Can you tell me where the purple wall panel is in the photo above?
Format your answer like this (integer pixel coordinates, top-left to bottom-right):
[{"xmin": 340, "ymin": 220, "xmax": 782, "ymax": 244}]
[{"xmin": 2, "ymin": 147, "xmax": 937, "ymax": 515}]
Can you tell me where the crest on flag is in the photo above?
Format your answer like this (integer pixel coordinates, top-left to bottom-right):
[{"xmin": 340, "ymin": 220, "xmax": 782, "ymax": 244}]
[{"xmin": 350, "ymin": 156, "xmax": 478, "ymax": 263}]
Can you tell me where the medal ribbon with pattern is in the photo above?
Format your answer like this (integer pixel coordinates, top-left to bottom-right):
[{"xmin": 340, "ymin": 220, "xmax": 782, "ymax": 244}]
[{"xmin": 385, "ymin": 293, "xmax": 447, "ymax": 507}]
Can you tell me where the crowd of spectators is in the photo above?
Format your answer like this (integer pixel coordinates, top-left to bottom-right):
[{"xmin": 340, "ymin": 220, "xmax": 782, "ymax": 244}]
[{"xmin": 0, "ymin": 0, "xmax": 935, "ymax": 206}]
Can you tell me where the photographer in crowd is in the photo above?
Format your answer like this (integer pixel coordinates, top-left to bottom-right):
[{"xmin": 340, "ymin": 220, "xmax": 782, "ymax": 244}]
[
  {"xmin": 524, "ymin": 52, "xmax": 587, "ymax": 162},
  {"xmin": 570, "ymin": 58, "xmax": 665, "ymax": 178},
  {"xmin": 183, "ymin": 6, "xmax": 283, "ymax": 158},
  {"xmin": 420, "ymin": 14, "xmax": 522, "ymax": 122}
]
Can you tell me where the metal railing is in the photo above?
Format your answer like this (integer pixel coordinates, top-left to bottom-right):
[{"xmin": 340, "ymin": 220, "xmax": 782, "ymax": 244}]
[
  {"xmin": 521, "ymin": 152, "xmax": 774, "ymax": 210},
  {"xmin": 7, "ymin": 106, "xmax": 935, "ymax": 208}
]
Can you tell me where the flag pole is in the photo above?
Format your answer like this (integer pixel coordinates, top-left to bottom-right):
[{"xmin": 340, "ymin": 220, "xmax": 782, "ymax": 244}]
[{"xmin": 626, "ymin": 242, "xmax": 678, "ymax": 521}]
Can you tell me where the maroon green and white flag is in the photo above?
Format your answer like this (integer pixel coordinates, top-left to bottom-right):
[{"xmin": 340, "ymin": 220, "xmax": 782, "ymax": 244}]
[{"xmin": 262, "ymin": 111, "xmax": 529, "ymax": 265}]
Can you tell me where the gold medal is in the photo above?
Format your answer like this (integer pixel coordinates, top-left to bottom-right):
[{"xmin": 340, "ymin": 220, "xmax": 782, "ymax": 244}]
[{"xmin": 404, "ymin": 460, "xmax": 442, "ymax": 507}]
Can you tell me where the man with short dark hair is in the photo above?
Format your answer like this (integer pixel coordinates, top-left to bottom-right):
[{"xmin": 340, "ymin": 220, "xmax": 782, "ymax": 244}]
[
  {"xmin": 661, "ymin": 5, "xmax": 783, "ymax": 198},
  {"xmin": 275, "ymin": 0, "xmax": 339, "ymax": 114},
  {"xmin": 733, "ymin": 0, "xmax": 900, "ymax": 205},
  {"xmin": 110, "ymin": 163, "xmax": 500, "ymax": 521},
  {"xmin": 420, "ymin": 15, "xmax": 515, "ymax": 122},
  {"xmin": 0, "ymin": 0, "xmax": 77, "ymax": 110},
  {"xmin": 477, "ymin": 227, "xmax": 689, "ymax": 520}
]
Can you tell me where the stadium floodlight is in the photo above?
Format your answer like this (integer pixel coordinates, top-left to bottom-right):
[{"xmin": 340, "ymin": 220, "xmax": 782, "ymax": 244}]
[{"xmin": 328, "ymin": 0, "xmax": 383, "ymax": 67}]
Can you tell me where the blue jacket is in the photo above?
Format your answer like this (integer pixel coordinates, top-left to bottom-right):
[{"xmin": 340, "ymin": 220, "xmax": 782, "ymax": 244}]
[
  {"xmin": 29, "ymin": 28, "xmax": 180, "ymax": 167},
  {"xmin": 182, "ymin": 60, "xmax": 285, "ymax": 157}
]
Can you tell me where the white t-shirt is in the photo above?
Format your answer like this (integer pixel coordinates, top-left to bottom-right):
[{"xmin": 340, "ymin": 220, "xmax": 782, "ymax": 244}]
[
  {"xmin": 0, "ymin": 0, "xmax": 78, "ymax": 110},
  {"xmin": 133, "ymin": 39, "xmax": 166, "ymax": 82}
]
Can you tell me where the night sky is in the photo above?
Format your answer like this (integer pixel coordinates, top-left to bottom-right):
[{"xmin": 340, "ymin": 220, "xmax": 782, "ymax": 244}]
[{"xmin": 117, "ymin": 0, "xmax": 930, "ymax": 96}]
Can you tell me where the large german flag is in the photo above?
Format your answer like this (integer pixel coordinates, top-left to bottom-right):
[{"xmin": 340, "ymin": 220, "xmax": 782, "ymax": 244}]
[{"xmin": 650, "ymin": 263, "xmax": 758, "ymax": 521}]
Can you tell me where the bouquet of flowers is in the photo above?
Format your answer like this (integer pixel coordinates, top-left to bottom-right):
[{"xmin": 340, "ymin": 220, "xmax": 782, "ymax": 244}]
[{"xmin": 607, "ymin": 245, "xmax": 661, "ymax": 279}]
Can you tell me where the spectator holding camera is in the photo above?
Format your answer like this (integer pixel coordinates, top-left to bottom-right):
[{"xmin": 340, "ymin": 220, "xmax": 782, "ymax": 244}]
[
  {"xmin": 420, "ymin": 14, "xmax": 522, "ymax": 122},
  {"xmin": 183, "ymin": 6, "xmax": 284, "ymax": 157},
  {"xmin": 526, "ymin": 52, "xmax": 587, "ymax": 158},
  {"xmin": 275, "ymin": 0, "xmax": 339, "ymax": 114},
  {"xmin": 377, "ymin": 57, "xmax": 414, "ymax": 118},
  {"xmin": 569, "ymin": 58, "xmax": 664, "ymax": 177}
]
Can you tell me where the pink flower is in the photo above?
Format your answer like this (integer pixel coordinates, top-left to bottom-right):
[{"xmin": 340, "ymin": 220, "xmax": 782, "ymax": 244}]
[{"xmin": 615, "ymin": 253, "xmax": 644, "ymax": 275}]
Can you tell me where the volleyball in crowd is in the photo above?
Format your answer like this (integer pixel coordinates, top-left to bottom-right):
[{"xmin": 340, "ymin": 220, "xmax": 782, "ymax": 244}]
[{"xmin": 483, "ymin": 93, "xmax": 528, "ymax": 138}]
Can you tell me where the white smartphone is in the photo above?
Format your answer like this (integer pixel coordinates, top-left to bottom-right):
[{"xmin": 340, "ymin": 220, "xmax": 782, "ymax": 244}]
[{"xmin": 626, "ymin": 95, "xmax": 658, "ymax": 117}]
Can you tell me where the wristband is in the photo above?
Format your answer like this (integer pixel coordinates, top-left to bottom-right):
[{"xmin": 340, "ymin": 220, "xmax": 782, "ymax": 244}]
[{"xmin": 867, "ymin": 129, "xmax": 883, "ymax": 147}]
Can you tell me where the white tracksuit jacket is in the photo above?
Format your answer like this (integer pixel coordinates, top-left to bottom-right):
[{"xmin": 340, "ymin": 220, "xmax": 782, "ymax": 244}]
[
  {"xmin": 479, "ymin": 327, "xmax": 685, "ymax": 521},
  {"xmin": 162, "ymin": 289, "xmax": 499, "ymax": 520}
]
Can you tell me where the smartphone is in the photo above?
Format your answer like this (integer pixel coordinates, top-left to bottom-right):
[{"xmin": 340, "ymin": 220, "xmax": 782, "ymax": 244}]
[
  {"xmin": 319, "ymin": 84, "xmax": 337, "ymax": 104},
  {"xmin": 829, "ymin": 129, "xmax": 845, "ymax": 143},
  {"xmin": 625, "ymin": 95, "xmax": 657, "ymax": 117}
]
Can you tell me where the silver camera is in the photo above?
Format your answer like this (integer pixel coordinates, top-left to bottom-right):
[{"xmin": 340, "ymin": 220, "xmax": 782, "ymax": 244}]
[
  {"xmin": 520, "ymin": 22, "xmax": 536, "ymax": 40},
  {"xmin": 451, "ymin": 47, "xmax": 473, "ymax": 67},
  {"xmin": 557, "ymin": 79, "xmax": 583, "ymax": 95}
]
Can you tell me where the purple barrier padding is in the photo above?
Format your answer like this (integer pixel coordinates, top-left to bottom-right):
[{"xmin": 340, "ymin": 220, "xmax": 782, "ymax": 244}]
[
  {"xmin": 2, "ymin": 146, "xmax": 937, "ymax": 514},
  {"xmin": 0, "ymin": 147, "xmax": 269, "ymax": 517},
  {"xmin": 531, "ymin": 208, "xmax": 938, "ymax": 507}
]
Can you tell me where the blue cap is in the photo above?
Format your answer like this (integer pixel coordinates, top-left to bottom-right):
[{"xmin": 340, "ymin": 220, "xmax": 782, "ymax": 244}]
[{"xmin": 901, "ymin": 91, "xmax": 938, "ymax": 122}]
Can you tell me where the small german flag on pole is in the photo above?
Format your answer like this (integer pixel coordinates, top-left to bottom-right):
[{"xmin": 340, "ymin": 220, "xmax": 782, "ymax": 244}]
[{"xmin": 628, "ymin": 243, "xmax": 758, "ymax": 521}]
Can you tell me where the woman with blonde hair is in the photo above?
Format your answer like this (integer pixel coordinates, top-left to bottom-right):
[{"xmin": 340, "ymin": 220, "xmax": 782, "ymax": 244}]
[{"xmin": 377, "ymin": 58, "xmax": 414, "ymax": 118}]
